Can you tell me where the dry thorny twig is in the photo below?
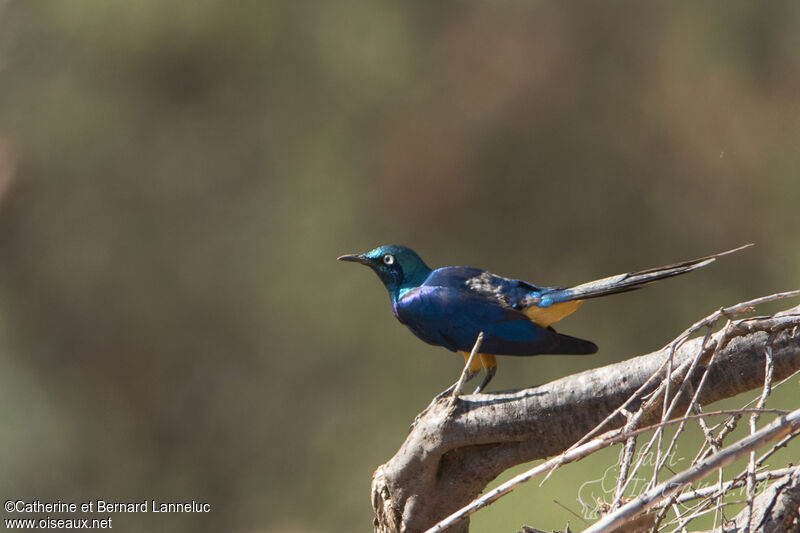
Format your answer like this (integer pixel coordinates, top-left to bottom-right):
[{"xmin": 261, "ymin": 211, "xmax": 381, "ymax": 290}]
[{"xmin": 425, "ymin": 290, "xmax": 800, "ymax": 533}]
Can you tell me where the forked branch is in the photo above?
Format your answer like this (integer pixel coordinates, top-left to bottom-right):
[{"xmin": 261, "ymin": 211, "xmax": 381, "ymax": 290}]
[{"xmin": 372, "ymin": 297, "xmax": 800, "ymax": 533}]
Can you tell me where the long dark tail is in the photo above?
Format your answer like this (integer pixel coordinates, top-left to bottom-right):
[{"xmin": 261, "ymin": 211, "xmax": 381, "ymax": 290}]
[{"xmin": 541, "ymin": 244, "xmax": 752, "ymax": 304}]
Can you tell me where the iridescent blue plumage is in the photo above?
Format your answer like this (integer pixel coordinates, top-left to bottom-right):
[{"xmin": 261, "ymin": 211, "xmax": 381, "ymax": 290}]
[
  {"xmin": 393, "ymin": 267, "xmax": 594, "ymax": 356},
  {"xmin": 339, "ymin": 243, "xmax": 750, "ymax": 392}
]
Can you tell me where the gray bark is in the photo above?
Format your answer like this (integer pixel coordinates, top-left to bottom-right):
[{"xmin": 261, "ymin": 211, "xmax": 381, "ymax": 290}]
[
  {"xmin": 703, "ymin": 466, "xmax": 800, "ymax": 533},
  {"xmin": 372, "ymin": 304, "xmax": 800, "ymax": 533}
]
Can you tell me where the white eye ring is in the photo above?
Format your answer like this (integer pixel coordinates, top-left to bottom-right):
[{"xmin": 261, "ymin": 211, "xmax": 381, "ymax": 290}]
[{"xmin": 382, "ymin": 254, "xmax": 395, "ymax": 265}]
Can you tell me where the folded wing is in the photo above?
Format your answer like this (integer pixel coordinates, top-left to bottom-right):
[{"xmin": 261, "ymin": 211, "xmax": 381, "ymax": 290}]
[{"xmin": 395, "ymin": 285, "xmax": 597, "ymax": 356}]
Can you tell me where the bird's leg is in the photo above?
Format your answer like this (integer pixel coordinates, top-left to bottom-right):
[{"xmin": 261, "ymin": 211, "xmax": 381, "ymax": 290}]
[
  {"xmin": 434, "ymin": 370, "xmax": 479, "ymax": 400},
  {"xmin": 412, "ymin": 337, "xmax": 485, "ymax": 430},
  {"xmin": 474, "ymin": 354, "xmax": 497, "ymax": 393},
  {"xmin": 434, "ymin": 351, "xmax": 481, "ymax": 400},
  {"xmin": 412, "ymin": 353, "xmax": 479, "ymax": 429}
]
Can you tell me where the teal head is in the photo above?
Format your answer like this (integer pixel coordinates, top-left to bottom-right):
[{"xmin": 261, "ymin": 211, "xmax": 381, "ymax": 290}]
[{"xmin": 338, "ymin": 245, "xmax": 432, "ymax": 301}]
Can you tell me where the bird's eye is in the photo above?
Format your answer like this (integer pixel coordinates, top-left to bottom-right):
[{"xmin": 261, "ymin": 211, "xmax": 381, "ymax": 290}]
[{"xmin": 382, "ymin": 254, "xmax": 395, "ymax": 265}]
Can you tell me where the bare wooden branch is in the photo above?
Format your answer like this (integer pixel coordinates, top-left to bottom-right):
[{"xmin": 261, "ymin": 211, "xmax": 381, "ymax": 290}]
[
  {"xmin": 745, "ymin": 334, "xmax": 776, "ymax": 529},
  {"xmin": 452, "ymin": 332, "xmax": 483, "ymax": 398},
  {"xmin": 423, "ymin": 410, "xmax": 788, "ymax": 533},
  {"xmin": 371, "ymin": 302, "xmax": 800, "ymax": 533},
  {"xmin": 674, "ymin": 467, "xmax": 796, "ymax": 504},
  {"xmin": 582, "ymin": 409, "xmax": 800, "ymax": 533},
  {"xmin": 699, "ymin": 466, "xmax": 800, "ymax": 533}
]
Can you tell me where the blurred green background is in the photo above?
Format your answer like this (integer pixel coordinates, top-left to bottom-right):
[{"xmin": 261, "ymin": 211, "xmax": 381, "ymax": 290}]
[{"xmin": 0, "ymin": 1, "xmax": 799, "ymax": 532}]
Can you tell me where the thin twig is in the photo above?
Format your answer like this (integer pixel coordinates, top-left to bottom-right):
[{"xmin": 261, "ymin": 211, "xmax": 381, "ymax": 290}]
[
  {"xmin": 581, "ymin": 408, "xmax": 800, "ymax": 533},
  {"xmin": 423, "ymin": 409, "xmax": 790, "ymax": 533},
  {"xmin": 690, "ymin": 318, "xmax": 800, "ymax": 467},
  {"xmin": 673, "ymin": 467, "xmax": 796, "ymax": 504},
  {"xmin": 677, "ymin": 430, "xmax": 800, "ymax": 531},
  {"xmin": 745, "ymin": 336, "xmax": 775, "ymax": 531},
  {"xmin": 552, "ymin": 291, "xmax": 800, "ymax": 490},
  {"xmin": 617, "ymin": 325, "xmax": 717, "ymax": 505},
  {"xmin": 553, "ymin": 500, "xmax": 588, "ymax": 525},
  {"xmin": 755, "ymin": 428, "xmax": 800, "ymax": 468},
  {"xmin": 451, "ymin": 332, "xmax": 483, "ymax": 398},
  {"xmin": 656, "ymin": 327, "xmax": 720, "ymax": 475},
  {"xmin": 668, "ymin": 499, "xmax": 749, "ymax": 532},
  {"xmin": 393, "ymin": 294, "xmax": 800, "ymax": 533}
]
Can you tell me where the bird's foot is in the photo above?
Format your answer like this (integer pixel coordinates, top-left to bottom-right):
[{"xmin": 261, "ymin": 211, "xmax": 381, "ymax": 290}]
[
  {"xmin": 473, "ymin": 364, "xmax": 497, "ymax": 394},
  {"xmin": 409, "ymin": 372, "xmax": 479, "ymax": 431},
  {"xmin": 434, "ymin": 382, "xmax": 458, "ymax": 401}
]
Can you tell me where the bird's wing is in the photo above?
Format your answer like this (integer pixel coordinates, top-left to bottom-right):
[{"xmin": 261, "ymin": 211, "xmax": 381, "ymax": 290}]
[
  {"xmin": 395, "ymin": 285, "xmax": 596, "ymax": 356},
  {"xmin": 424, "ymin": 266, "xmax": 547, "ymax": 308}
]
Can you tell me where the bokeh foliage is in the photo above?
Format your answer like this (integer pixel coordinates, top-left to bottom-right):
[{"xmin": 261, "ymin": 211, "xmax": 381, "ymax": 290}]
[{"xmin": 0, "ymin": 1, "xmax": 798, "ymax": 532}]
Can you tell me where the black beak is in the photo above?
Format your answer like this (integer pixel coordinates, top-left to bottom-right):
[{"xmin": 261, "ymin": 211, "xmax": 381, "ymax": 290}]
[{"xmin": 337, "ymin": 253, "xmax": 370, "ymax": 265}]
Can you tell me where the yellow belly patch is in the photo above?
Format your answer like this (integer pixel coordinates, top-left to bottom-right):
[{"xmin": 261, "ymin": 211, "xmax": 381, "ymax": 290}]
[
  {"xmin": 523, "ymin": 300, "xmax": 584, "ymax": 327},
  {"xmin": 462, "ymin": 351, "xmax": 484, "ymax": 372},
  {"xmin": 461, "ymin": 352, "xmax": 497, "ymax": 371}
]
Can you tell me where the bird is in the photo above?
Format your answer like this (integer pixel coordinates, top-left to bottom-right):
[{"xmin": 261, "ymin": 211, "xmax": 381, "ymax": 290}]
[{"xmin": 338, "ymin": 244, "xmax": 751, "ymax": 394}]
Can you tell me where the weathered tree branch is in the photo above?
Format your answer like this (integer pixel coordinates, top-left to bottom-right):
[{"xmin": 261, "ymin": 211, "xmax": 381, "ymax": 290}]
[
  {"xmin": 372, "ymin": 303, "xmax": 800, "ymax": 533},
  {"xmin": 703, "ymin": 465, "xmax": 800, "ymax": 533},
  {"xmin": 583, "ymin": 409, "xmax": 800, "ymax": 533}
]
